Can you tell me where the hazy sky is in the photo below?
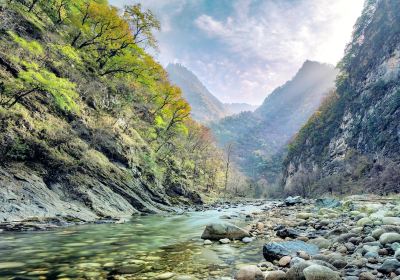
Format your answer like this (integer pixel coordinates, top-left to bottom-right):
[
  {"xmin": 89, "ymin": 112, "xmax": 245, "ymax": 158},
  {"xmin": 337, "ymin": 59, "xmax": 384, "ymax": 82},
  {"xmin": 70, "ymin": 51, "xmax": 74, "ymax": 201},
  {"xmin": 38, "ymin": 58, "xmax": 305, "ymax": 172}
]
[{"xmin": 110, "ymin": 0, "xmax": 365, "ymax": 105}]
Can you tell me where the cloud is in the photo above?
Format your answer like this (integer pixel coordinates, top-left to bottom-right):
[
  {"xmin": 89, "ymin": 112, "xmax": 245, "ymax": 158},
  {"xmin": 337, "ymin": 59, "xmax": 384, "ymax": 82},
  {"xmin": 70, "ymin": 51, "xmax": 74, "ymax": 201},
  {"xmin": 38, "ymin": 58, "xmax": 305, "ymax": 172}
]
[
  {"xmin": 189, "ymin": 0, "xmax": 364, "ymax": 104},
  {"xmin": 109, "ymin": 0, "xmax": 364, "ymax": 105}
]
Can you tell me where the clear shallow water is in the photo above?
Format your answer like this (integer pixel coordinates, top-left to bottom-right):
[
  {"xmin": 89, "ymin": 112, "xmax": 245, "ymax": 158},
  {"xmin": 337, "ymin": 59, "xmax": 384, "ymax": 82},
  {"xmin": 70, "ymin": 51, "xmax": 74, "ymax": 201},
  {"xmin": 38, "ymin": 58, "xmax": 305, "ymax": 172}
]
[{"xmin": 0, "ymin": 203, "xmax": 271, "ymax": 279}]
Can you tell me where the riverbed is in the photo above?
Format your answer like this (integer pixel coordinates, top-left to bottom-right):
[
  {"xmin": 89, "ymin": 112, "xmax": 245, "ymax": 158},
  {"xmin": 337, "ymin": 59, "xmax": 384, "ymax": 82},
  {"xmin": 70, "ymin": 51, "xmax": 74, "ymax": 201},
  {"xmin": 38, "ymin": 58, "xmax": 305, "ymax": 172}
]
[{"xmin": 0, "ymin": 202, "xmax": 272, "ymax": 279}]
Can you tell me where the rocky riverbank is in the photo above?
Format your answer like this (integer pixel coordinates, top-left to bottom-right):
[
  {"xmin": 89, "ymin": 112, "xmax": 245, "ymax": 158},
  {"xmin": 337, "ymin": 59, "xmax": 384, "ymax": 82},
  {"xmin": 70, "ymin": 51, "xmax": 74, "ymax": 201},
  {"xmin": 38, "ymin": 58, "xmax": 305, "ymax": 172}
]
[{"xmin": 200, "ymin": 195, "xmax": 400, "ymax": 280}]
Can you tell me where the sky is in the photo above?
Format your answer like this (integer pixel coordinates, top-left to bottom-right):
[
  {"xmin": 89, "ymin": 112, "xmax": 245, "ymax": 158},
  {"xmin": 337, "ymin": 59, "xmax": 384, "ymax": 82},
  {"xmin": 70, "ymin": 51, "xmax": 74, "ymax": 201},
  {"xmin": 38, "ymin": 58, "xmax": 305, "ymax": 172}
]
[{"xmin": 109, "ymin": 0, "xmax": 365, "ymax": 105}]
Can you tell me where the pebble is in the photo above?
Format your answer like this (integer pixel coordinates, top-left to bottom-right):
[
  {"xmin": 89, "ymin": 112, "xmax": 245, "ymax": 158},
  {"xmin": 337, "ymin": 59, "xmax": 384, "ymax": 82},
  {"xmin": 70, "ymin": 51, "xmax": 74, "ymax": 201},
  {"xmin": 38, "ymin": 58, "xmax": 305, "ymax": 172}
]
[
  {"xmin": 242, "ymin": 237, "xmax": 253, "ymax": 243},
  {"xmin": 219, "ymin": 238, "xmax": 231, "ymax": 244},
  {"xmin": 278, "ymin": 256, "xmax": 291, "ymax": 267},
  {"xmin": 155, "ymin": 272, "xmax": 175, "ymax": 279}
]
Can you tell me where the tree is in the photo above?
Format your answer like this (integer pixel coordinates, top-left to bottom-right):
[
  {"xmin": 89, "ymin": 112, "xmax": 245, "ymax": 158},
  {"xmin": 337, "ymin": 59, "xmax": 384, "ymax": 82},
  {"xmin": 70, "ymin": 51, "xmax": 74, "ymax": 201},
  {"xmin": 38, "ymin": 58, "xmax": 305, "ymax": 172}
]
[
  {"xmin": 69, "ymin": 1, "xmax": 132, "ymax": 56},
  {"xmin": 123, "ymin": 3, "xmax": 160, "ymax": 50},
  {"xmin": 224, "ymin": 143, "xmax": 233, "ymax": 191},
  {"xmin": 0, "ymin": 62, "xmax": 78, "ymax": 111}
]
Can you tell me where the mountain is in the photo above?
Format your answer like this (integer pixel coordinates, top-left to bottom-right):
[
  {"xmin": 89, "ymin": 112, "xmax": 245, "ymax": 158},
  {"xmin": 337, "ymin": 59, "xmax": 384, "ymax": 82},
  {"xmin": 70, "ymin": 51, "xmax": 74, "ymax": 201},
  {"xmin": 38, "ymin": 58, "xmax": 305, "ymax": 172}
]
[
  {"xmin": 283, "ymin": 0, "xmax": 400, "ymax": 196},
  {"xmin": 223, "ymin": 103, "xmax": 258, "ymax": 114},
  {"xmin": 211, "ymin": 61, "xmax": 338, "ymax": 189},
  {"xmin": 167, "ymin": 63, "xmax": 256, "ymax": 122},
  {"xmin": 166, "ymin": 63, "xmax": 227, "ymax": 123}
]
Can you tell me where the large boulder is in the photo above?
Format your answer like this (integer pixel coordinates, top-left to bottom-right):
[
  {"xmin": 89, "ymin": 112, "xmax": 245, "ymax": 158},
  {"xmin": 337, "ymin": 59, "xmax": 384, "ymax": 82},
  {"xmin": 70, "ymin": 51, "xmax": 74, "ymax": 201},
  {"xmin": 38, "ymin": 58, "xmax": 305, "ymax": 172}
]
[
  {"xmin": 201, "ymin": 222, "xmax": 250, "ymax": 240},
  {"xmin": 285, "ymin": 196, "xmax": 303, "ymax": 206},
  {"xmin": 263, "ymin": 241, "xmax": 319, "ymax": 262}
]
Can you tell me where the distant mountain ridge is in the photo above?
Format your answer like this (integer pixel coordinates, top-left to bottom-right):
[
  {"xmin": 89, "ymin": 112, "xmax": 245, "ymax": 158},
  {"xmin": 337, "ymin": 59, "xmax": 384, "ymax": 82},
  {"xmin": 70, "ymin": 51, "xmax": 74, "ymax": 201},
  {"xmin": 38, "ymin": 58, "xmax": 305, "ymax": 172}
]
[
  {"xmin": 224, "ymin": 103, "xmax": 258, "ymax": 115},
  {"xmin": 211, "ymin": 61, "xmax": 338, "ymax": 187},
  {"xmin": 167, "ymin": 63, "xmax": 256, "ymax": 123}
]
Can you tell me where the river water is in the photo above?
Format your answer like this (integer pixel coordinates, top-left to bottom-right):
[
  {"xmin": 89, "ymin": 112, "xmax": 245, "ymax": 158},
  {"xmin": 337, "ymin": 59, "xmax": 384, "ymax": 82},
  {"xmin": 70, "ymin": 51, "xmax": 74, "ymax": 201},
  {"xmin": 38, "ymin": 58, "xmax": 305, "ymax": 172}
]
[{"xmin": 0, "ymin": 202, "xmax": 272, "ymax": 279}]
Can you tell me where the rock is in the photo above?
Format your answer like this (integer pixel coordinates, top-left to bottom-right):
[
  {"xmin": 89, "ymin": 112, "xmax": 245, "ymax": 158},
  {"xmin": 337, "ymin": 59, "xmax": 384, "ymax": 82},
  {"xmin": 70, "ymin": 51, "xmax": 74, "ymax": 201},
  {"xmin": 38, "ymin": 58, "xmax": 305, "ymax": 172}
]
[
  {"xmin": 348, "ymin": 236, "xmax": 362, "ymax": 244},
  {"xmin": 364, "ymin": 252, "xmax": 379, "ymax": 259},
  {"xmin": 201, "ymin": 222, "xmax": 250, "ymax": 240},
  {"xmin": 290, "ymin": 257, "xmax": 306, "ymax": 266},
  {"xmin": 264, "ymin": 270, "xmax": 287, "ymax": 280},
  {"xmin": 377, "ymin": 258, "xmax": 400, "ymax": 274},
  {"xmin": 363, "ymin": 245, "xmax": 380, "ymax": 255},
  {"xmin": 155, "ymin": 272, "xmax": 175, "ymax": 279},
  {"xmin": 382, "ymin": 217, "xmax": 400, "ymax": 226},
  {"xmin": 332, "ymin": 259, "xmax": 348, "ymax": 269},
  {"xmin": 315, "ymin": 198, "xmax": 342, "ymax": 209},
  {"xmin": 395, "ymin": 249, "xmax": 400, "ymax": 261},
  {"xmin": 363, "ymin": 236, "xmax": 376, "ymax": 243},
  {"xmin": 242, "ymin": 237, "xmax": 253, "ymax": 243},
  {"xmin": 278, "ymin": 256, "xmax": 291, "ymax": 267},
  {"xmin": 256, "ymin": 222, "xmax": 264, "ymax": 231},
  {"xmin": 303, "ymin": 264, "xmax": 341, "ymax": 280},
  {"xmin": 276, "ymin": 228, "xmax": 301, "ymax": 239},
  {"xmin": 344, "ymin": 242, "xmax": 356, "ymax": 251},
  {"xmin": 219, "ymin": 238, "xmax": 231, "ymax": 244},
  {"xmin": 309, "ymin": 237, "xmax": 330, "ymax": 249},
  {"xmin": 286, "ymin": 261, "xmax": 312, "ymax": 280},
  {"xmin": 112, "ymin": 264, "xmax": 145, "ymax": 274},
  {"xmin": 297, "ymin": 251, "xmax": 311, "ymax": 260},
  {"xmin": 285, "ymin": 196, "xmax": 303, "ymax": 206},
  {"xmin": 372, "ymin": 228, "xmax": 386, "ymax": 239},
  {"xmin": 236, "ymin": 265, "xmax": 264, "ymax": 280},
  {"xmin": 297, "ymin": 213, "xmax": 313, "ymax": 220},
  {"xmin": 379, "ymin": 232, "xmax": 400, "ymax": 245},
  {"xmin": 337, "ymin": 233, "xmax": 358, "ymax": 243},
  {"xmin": 359, "ymin": 272, "xmax": 376, "ymax": 280},
  {"xmin": 175, "ymin": 276, "xmax": 197, "ymax": 280},
  {"xmin": 378, "ymin": 248, "xmax": 389, "ymax": 255},
  {"xmin": 357, "ymin": 217, "xmax": 373, "ymax": 226},
  {"xmin": 337, "ymin": 245, "xmax": 347, "ymax": 254},
  {"xmin": 297, "ymin": 236, "xmax": 309, "ymax": 242},
  {"xmin": 203, "ymin": 239, "xmax": 212, "ymax": 245},
  {"xmin": 263, "ymin": 241, "xmax": 319, "ymax": 262}
]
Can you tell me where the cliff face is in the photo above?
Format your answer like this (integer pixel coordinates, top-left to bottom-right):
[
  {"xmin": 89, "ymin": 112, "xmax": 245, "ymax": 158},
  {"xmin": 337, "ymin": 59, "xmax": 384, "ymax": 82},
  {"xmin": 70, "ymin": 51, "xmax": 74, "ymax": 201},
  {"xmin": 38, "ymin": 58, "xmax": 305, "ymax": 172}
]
[
  {"xmin": 283, "ymin": 0, "xmax": 400, "ymax": 196},
  {"xmin": 211, "ymin": 61, "xmax": 337, "ymax": 186}
]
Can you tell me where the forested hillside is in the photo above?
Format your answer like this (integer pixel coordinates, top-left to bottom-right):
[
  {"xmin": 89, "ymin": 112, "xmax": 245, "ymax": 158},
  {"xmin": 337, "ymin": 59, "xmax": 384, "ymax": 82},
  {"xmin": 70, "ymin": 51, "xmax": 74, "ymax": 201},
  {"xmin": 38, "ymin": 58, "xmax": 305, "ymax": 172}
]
[
  {"xmin": 211, "ymin": 61, "xmax": 337, "ymax": 192},
  {"xmin": 167, "ymin": 63, "xmax": 227, "ymax": 123},
  {"xmin": 283, "ymin": 0, "xmax": 400, "ymax": 196},
  {"xmin": 0, "ymin": 0, "xmax": 234, "ymax": 222}
]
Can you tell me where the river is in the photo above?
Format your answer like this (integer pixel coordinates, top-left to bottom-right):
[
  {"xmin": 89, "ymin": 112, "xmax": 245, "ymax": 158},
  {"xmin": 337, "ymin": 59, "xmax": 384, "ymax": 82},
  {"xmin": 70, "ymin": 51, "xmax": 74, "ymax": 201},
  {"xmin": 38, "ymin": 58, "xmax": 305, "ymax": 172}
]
[{"xmin": 0, "ymin": 202, "xmax": 272, "ymax": 279}]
